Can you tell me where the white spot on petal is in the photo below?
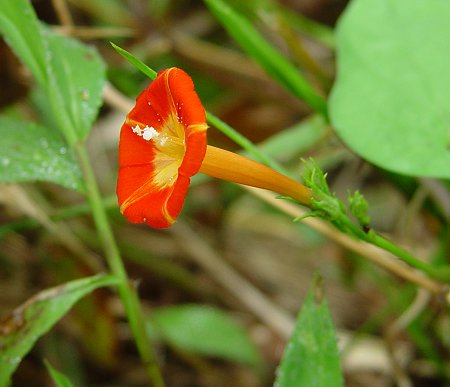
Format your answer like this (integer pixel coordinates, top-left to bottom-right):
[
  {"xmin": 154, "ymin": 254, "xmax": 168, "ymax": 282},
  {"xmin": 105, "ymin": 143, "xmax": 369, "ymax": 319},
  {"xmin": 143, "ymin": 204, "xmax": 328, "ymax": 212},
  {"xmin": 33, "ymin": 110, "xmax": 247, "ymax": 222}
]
[
  {"xmin": 142, "ymin": 126, "xmax": 159, "ymax": 141},
  {"xmin": 132, "ymin": 125, "xmax": 141, "ymax": 135}
]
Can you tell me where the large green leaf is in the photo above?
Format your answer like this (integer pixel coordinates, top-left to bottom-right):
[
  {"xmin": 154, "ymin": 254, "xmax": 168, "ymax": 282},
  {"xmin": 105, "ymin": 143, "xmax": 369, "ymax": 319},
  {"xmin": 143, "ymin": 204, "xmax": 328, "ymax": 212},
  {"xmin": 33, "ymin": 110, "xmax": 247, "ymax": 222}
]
[
  {"xmin": 329, "ymin": 0, "xmax": 450, "ymax": 178},
  {"xmin": 147, "ymin": 304, "xmax": 263, "ymax": 369},
  {"xmin": 275, "ymin": 282, "xmax": 342, "ymax": 387},
  {"xmin": 0, "ymin": 275, "xmax": 118, "ymax": 387},
  {"xmin": 0, "ymin": 0, "xmax": 105, "ymax": 143},
  {"xmin": 0, "ymin": 117, "xmax": 84, "ymax": 191}
]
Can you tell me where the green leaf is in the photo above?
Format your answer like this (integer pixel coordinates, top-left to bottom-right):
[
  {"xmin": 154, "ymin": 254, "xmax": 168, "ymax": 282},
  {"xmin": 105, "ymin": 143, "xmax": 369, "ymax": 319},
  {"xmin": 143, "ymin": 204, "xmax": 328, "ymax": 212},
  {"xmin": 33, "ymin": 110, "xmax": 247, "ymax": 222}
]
[
  {"xmin": 0, "ymin": 117, "xmax": 84, "ymax": 192},
  {"xmin": 0, "ymin": 0, "xmax": 47, "ymax": 85},
  {"xmin": 0, "ymin": 0, "xmax": 105, "ymax": 143},
  {"xmin": 45, "ymin": 361, "xmax": 75, "ymax": 387},
  {"xmin": 0, "ymin": 274, "xmax": 118, "ymax": 386},
  {"xmin": 203, "ymin": 0, "xmax": 327, "ymax": 117},
  {"xmin": 329, "ymin": 0, "xmax": 450, "ymax": 178},
  {"xmin": 147, "ymin": 304, "xmax": 263, "ymax": 369},
  {"xmin": 43, "ymin": 26, "xmax": 106, "ymax": 142},
  {"xmin": 275, "ymin": 280, "xmax": 343, "ymax": 387},
  {"xmin": 111, "ymin": 42, "xmax": 157, "ymax": 80}
]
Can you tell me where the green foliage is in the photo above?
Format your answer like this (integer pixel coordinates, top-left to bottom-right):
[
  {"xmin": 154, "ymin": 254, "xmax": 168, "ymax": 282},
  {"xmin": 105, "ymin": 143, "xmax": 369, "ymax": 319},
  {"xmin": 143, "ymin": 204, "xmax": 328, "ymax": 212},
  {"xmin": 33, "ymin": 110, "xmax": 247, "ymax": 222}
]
[
  {"xmin": 0, "ymin": 275, "xmax": 118, "ymax": 386},
  {"xmin": 203, "ymin": 0, "xmax": 327, "ymax": 117},
  {"xmin": 275, "ymin": 279, "xmax": 343, "ymax": 387},
  {"xmin": 45, "ymin": 361, "xmax": 75, "ymax": 387},
  {"xmin": 0, "ymin": 117, "xmax": 84, "ymax": 192},
  {"xmin": 0, "ymin": 0, "xmax": 47, "ymax": 85},
  {"xmin": 0, "ymin": 0, "xmax": 448, "ymax": 384},
  {"xmin": 111, "ymin": 42, "xmax": 157, "ymax": 80},
  {"xmin": 147, "ymin": 304, "xmax": 263, "ymax": 369},
  {"xmin": 329, "ymin": 0, "xmax": 450, "ymax": 178},
  {"xmin": 43, "ymin": 27, "xmax": 106, "ymax": 142},
  {"xmin": 0, "ymin": 0, "xmax": 105, "ymax": 145}
]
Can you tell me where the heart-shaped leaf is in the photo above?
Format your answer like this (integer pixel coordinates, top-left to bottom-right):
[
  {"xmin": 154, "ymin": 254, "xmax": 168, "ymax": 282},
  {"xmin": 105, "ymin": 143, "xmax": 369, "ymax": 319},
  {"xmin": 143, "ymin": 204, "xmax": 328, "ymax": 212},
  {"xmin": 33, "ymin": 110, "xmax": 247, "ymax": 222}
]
[{"xmin": 329, "ymin": 0, "xmax": 450, "ymax": 178}]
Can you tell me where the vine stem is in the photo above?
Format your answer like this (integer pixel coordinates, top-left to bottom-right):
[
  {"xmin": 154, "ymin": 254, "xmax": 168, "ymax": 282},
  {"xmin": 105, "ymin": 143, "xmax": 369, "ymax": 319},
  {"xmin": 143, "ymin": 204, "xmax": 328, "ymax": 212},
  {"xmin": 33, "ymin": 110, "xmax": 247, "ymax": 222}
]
[
  {"xmin": 75, "ymin": 144, "xmax": 164, "ymax": 387},
  {"xmin": 337, "ymin": 213, "xmax": 450, "ymax": 282},
  {"xmin": 370, "ymin": 233, "xmax": 450, "ymax": 282}
]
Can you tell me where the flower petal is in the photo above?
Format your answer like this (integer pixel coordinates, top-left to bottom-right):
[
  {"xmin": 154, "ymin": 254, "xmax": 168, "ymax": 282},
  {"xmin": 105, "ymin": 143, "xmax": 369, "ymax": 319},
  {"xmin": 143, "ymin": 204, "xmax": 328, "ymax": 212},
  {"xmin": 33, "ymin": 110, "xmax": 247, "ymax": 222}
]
[
  {"xmin": 116, "ymin": 67, "xmax": 207, "ymax": 228},
  {"xmin": 117, "ymin": 164, "xmax": 183, "ymax": 228}
]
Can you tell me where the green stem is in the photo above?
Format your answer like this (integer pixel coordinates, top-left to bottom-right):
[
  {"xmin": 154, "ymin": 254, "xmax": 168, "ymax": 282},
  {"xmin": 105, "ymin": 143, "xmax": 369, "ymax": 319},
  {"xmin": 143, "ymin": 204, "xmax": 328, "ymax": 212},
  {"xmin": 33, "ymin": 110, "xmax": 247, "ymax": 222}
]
[
  {"xmin": 75, "ymin": 144, "xmax": 165, "ymax": 387},
  {"xmin": 337, "ymin": 213, "xmax": 450, "ymax": 282},
  {"xmin": 206, "ymin": 112, "xmax": 288, "ymax": 175},
  {"xmin": 370, "ymin": 233, "xmax": 450, "ymax": 282}
]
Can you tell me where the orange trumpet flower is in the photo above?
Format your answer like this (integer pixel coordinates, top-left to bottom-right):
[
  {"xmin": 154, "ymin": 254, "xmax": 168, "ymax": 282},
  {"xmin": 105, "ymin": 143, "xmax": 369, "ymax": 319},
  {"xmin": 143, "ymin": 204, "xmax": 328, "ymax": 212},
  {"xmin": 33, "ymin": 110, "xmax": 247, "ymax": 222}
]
[{"xmin": 117, "ymin": 67, "xmax": 311, "ymax": 228}]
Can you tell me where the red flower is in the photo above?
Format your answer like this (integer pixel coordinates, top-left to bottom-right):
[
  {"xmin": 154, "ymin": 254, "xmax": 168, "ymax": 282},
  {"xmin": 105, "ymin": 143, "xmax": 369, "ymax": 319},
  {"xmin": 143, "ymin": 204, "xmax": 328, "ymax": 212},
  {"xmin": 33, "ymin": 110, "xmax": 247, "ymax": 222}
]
[
  {"xmin": 117, "ymin": 67, "xmax": 311, "ymax": 229},
  {"xmin": 116, "ymin": 68, "xmax": 208, "ymax": 228}
]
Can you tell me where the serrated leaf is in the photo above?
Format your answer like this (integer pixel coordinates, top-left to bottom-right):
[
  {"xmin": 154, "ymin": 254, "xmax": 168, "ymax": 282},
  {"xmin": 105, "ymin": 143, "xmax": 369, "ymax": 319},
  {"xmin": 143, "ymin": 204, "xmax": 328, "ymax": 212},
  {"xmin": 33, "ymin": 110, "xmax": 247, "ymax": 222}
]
[
  {"xmin": 0, "ymin": 0, "xmax": 105, "ymax": 143},
  {"xmin": 0, "ymin": 117, "xmax": 84, "ymax": 192},
  {"xmin": 275, "ymin": 281, "xmax": 343, "ymax": 387},
  {"xmin": 0, "ymin": 274, "xmax": 118, "ymax": 386},
  {"xmin": 45, "ymin": 361, "xmax": 75, "ymax": 387},
  {"xmin": 43, "ymin": 26, "xmax": 105, "ymax": 141},
  {"xmin": 147, "ymin": 304, "xmax": 263, "ymax": 369},
  {"xmin": 329, "ymin": 0, "xmax": 450, "ymax": 178}
]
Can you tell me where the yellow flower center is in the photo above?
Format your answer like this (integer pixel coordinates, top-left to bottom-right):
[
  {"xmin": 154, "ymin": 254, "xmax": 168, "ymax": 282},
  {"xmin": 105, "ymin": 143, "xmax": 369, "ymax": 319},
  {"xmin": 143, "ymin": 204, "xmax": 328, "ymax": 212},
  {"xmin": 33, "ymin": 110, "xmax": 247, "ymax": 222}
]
[
  {"xmin": 127, "ymin": 113, "xmax": 186, "ymax": 189},
  {"xmin": 152, "ymin": 113, "xmax": 186, "ymax": 188}
]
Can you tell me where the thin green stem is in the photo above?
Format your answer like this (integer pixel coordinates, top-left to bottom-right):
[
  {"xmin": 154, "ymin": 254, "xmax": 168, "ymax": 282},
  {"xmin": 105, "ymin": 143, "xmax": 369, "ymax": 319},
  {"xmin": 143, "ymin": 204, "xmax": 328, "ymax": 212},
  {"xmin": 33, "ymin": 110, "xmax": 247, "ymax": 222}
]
[
  {"xmin": 75, "ymin": 144, "xmax": 164, "ymax": 387},
  {"xmin": 337, "ymin": 212, "xmax": 450, "ymax": 282},
  {"xmin": 370, "ymin": 233, "xmax": 450, "ymax": 283},
  {"xmin": 206, "ymin": 112, "xmax": 288, "ymax": 175}
]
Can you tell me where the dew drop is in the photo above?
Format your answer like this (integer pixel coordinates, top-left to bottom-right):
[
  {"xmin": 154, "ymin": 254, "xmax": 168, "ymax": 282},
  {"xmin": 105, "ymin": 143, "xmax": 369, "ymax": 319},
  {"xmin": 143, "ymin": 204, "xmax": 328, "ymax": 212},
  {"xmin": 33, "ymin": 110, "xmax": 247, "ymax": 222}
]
[
  {"xmin": 7, "ymin": 356, "xmax": 21, "ymax": 366},
  {"xmin": 80, "ymin": 88, "xmax": 89, "ymax": 100},
  {"xmin": 39, "ymin": 138, "xmax": 48, "ymax": 148}
]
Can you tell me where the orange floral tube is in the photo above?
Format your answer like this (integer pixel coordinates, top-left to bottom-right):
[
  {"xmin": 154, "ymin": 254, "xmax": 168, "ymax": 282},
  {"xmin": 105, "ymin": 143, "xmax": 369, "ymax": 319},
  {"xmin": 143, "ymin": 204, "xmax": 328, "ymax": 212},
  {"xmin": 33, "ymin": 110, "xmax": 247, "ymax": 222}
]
[
  {"xmin": 116, "ymin": 67, "xmax": 311, "ymax": 228},
  {"xmin": 200, "ymin": 145, "xmax": 311, "ymax": 204}
]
